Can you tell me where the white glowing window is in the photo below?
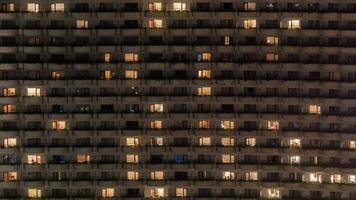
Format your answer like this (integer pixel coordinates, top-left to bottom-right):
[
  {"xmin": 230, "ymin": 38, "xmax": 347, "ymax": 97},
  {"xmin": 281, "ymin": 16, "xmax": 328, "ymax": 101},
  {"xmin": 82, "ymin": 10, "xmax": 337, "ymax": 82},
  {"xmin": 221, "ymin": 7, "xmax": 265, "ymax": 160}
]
[
  {"xmin": 149, "ymin": 104, "xmax": 164, "ymax": 112},
  {"xmin": 198, "ymin": 137, "xmax": 211, "ymax": 146},
  {"xmin": 287, "ymin": 19, "xmax": 300, "ymax": 29},
  {"xmin": 27, "ymin": 88, "xmax": 41, "ymax": 96},
  {"xmin": 267, "ymin": 121, "xmax": 279, "ymax": 130},
  {"xmin": 148, "ymin": 2, "xmax": 162, "ymax": 11},
  {"xmin": 2, "ymin": 104, "xmax": 15, "ymax": 113},
  {"xmin": 266, "ymin": 188, "xmax": 281, "ymax": 199},
  {"xmin": 148, "ymin": 19, "xmax": 163, "ymax": 28},
  {"xmin": 243, "ymin": 2, "xmax": 256, "ymax": 11},
  {"xmin": 348, "ymin": 175, "xmax": 356, "ymax": 184},
  {"xmin": 198, "ymin": 70, "xmax": 211, "ymax": 78},
  {"xmin": 27, "ymin": 3, "xmax": 40, "ymax": 13},
  {"xmin": 304, "ymin": 172, "xmax": 322, "ymax": 183},
  {"xmin": 126, "ymin": 137, "xmax": 139, "ymax": 146},
  {"xmin": 52, "ymin": 121, "xmax": 66, "ymax": 130},
  {"xmin": 198, "ymin": 120, "xmax": 210, "ymax": 129},
  {"xmin": 102, "ymin": 188, "xmax": 115, "ymax": 198},
  {"xmin": 77, "ymin": 154, "xmax": 90, "ymax": 163},
  {"xmin": 150, "ymin": 171, "xmax": 164, "ymax": 180},
  {"xmin": 222, "ymin": 171, "xmax": 235, "ymax": 180},
  {"xmin": 124, "ymin": 53, "xmax": 139, "ymax": 62},
  {"xmin": 266, "ymin": 53, "xmax": 279, "ymax": 61},
  {"xmin": 176, "ymin": 188, "xmax": 188, "ymax": 197},
  {"xmin": 221, "ymin": 154, "xmax": 235, "ymax": 163},
  {"xmin": 197, "ymin": 87, "xmax": 211, "ymax": 96},
  {"xmin": 3, "ymin": 171, "xmax": 17, "ymax": 181},
  {"xmin": 266, "ymin": 36, "xmax": 279, "ymax": 45},
  {"xmin": 150, "ymin": 120, "xmax": 162, "ymax": 129},
  {"xmin": 246, "ymin": 137, "xmax": 256, "ymax": 147},
  {"xmin": 244, "ymin": 19, "xmax": 257, "ymax": 29},
  {"xmin": 197, "ymin": 53, "xmax": 211, "ymax": 61},
  {"xmin": 289, "ymin": 138, "xmax": 301, "ymax": 148},
  {"xmin": 350, "ymin": 140, "xmax": 356, "ymax": 149},
  {"xmin": 308, "ymin": 105, "xmax": 321, "ymax": 114},
  {"xmin": 3, "ymin": 88, "xmax": 16, "ymax": 96},
  {"xmin": 221, "ymin": 137, "xmax": 234, "ymax": 146},
  {"xmin": 224, "ymin": 36, "xmax": 231, "ymax": 45},
  {"xmin": 127, "ymin": 171, "xmax": 139, "ymax": 180},
  {"xmin": 51, "ymin": 3, "xmax": 64, "ymax": 12},
  {"xmin": 289, "ymin": 155, "xmax": 301, "ymax": 164},
  {"xmin": 27, "ymin": 154, "xmax": 41, "ymax": 164},
  {"xmin": 76, "ymin": 20, "xmax": 88, "ymax": 28},
  {"xmin": 148, "ymin": 187, "xmax": 165, "ymax": 198},
  {"xmin": 4, "ymin": 138, "xmax": 16, "ymax": 148},
  {"xmin": 221, "ymin": 120, "xmax": 234, "ymax": 130},
  {"xmin": 330, "ymin": 174, "xmax": 341, "ymax": 183},
  {"xmin": 28, "ymin": 188, "xmax": 41, "ymax": 198},
  {"xmin": 245, "ymin": 171, "xmax": 258, "ymax": 181},
  {"xmin": 104, "ymin": 53, "xmax": 111, "ymax": 62},
  {"xmin": 151, "ymin": 137, "xmax": 163, "ymax": 146},
  {"xmin": 172, "ymin": 2, "xmax": 187, "ymax": 11},
  {"xmin": 126, "ymin": 154, "xmax": 139, "ymax": 163},
  {"xmin": 125, "ymin": 70, "xmax": 138, "ymax": 79}
]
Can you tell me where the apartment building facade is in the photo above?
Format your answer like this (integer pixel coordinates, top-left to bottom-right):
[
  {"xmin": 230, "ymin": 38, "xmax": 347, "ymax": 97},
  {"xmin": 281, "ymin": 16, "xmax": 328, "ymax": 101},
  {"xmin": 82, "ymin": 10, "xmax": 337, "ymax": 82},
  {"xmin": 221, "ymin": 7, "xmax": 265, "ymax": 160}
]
[{"xmin": 0, "ymin": 0, "xmax": 356, "ymax": 199}]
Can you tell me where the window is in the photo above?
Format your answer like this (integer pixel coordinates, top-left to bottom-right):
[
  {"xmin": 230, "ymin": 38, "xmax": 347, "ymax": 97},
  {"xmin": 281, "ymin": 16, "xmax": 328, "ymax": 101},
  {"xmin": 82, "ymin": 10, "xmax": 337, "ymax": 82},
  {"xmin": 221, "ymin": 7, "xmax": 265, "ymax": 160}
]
[
  {"xmin": 222, "ymin": 171, "xmax": 235, "ymax": 180},
  {"xmin": 266, "ymin": 53, "xmax": 279, "ymax": 61},
  {"xmin": 197, "ymin": 53, "xmax": 211, "ymax": 61},
  {"xmin": 289, "ymin": 139, "xmax": 301, "ymax": 148},
  {"xmin": 330, "ymin": 174, "xmax": 341, "ymax": 183},
  {"xmin": 27, "ymin": 88, "xmax": 41, "ymax": 96},
  {"xmin": 198, "ymin": 137, "xmax": 211, "ymax": 146},
  {"xmin": 287, "ymin": 19, "xmax": 300, "ymax": 29},
  {"xmin": 151, "ymin": 171, "xmax": 164, "ymax": 180},
  {"xmin": 172, "ymin": 2, "xmax": 187, "ymax": 11},
  {"xmin": 104, "ymin": 53, "xmax": 111, "ymax": 62},
  {"xmin": 102, "ymin": 70, "xmax": 113, "ymax": 80},
  {"xmin": 51, "ymin": 3, "xmax": 64, "ymax": 12},
  {"xmin": 198, "ymin": 120, "xmax": 210, "ymax": 129},
  {"xmin": 246, "ymin": 171, "xmax": 258, "ymax": 181},
  {"xmin": 149, "ymin": 104, "xmax": 164, "ymax": 112},
  {"xmin": 77, "ymin": 154, "xmax": 90, "ymax": 163},
  {"xmin": 245, "ymin": 138, "xmax": 256, "ymax": 147},
  {"xmin": 3, "ymin": 138, "xmax": 16, "ymax": 148},
  {"xmin": 124, "ymin": 53, "xmax": 139, "ymax": 62},
  {"xmin": 127, "ymin": 171, "xmax": 139, "ymax": 180},
  {"xmin": 197, "ymin": 87, "xmax": 211, "ymax": 96},
  {"xmin": 125, "ymin": 70, "xmax": 138, "ymax": 79},
  {"xmin": 244, "ymin": 2, "xmax": 256, "ymax": 11},
  {"xmin": 148, "ymin": 19, "xmax": 163, "ymax": 28},
  {"xmin": 148, "ymin": 2, "xmax": 162, "ymax": 11},
  {"xmin": 27, "ymin": 154, "xmax": 42, "ymax": 164},
  {"xmin": 150, "ymin": 137, "xmax": 163, "ymax": 146},
  {"xmin": 147, "ymin": 187, "xmax": 165, "ymax": 198},
  {"xmin": 126, "ymin": 137, "xmax": 139, "ymax": 146},
  {"xmin": 27, "ymin": 3, "xmax": 40, "ymax": 13},
  {"xmin": 51, "ymin": 71, "xmax": 64, "ymax": 79},
  {"xmin": 266, "ymin": 189, "xmax": 281, "ymax": 199},
  {"xmin": 350, "ymin": 140, "xmax": 356, "ymax": 149},
  {"xmin": 221, "ymin": 137, "xmax": 234, "ymax": 146},
  {"xmin": 51, "ymin": 121, "xmax": 66, "ymax": 130},
  {"xmin": 76, "ymin": 20, "xmax": 88, "ymax": 28},
  {"xmin": 244, "ymin": 19, "xmax": 257, "ymax": 29},
  {"xmin": 303, "ymin": 172, "xmax": 322, "ymax": 183},
  {"xmin": 3, "ymin": 171, "xmax": 17, "ymax": 181},
  {"xmin": 102, "ymin": 188, "xmax": 114, "ymax": 198},
  {"xmin": 126, "ymin": 154, "xmax": 139, "ymax": 163},
  {"xmin": 198, "ymin": 70, "xmax": 211, "ymax": 78},
  {"xmin": 3, "ymin": 88, "xmax": 15, "ymax": 96},
  {"xmin": 289, "ymin": 155, "xmax": 301, "ymax": 165},
  {"xmin": 1, "ymin": 3, "xmax": 15, "ymax": 12},
  {"xmin": 267, "ymin": 121, "xmax": 279, "ymax": 130},
  {"xmin": 221, "ymin": 154, "xmax": 235, "ymax": 163},
  {"xmin": 221, "ymin": 120, "xmax": 234, "ymax": 129},
  {"xmin": 266, "ymin": 36, "xmax": 278, "ymax": 45},
  {"xmin": 223, "ymin": 36, "xmax": 231, "ymax": 45},
  {"xmin": 28, "ymin": 188, "xmax": 42, "ymax": 198},
  {"xmin": 309, "ymin": 105, "xmax": 321, "ymax": 114},
  {"xmin": 2, "ymin": 104, "xmax": 15, "ymax": 113},
  {"xmin": 150, "ymin": 120, "xmax": 162, "ymax": 129},
  {"xmin": 176, "ymin": 188, "xmax": 188, "ymax": 197},
  {"xmin": 348, "ymin": 175, "xmax": 356, "ymax": 184}
]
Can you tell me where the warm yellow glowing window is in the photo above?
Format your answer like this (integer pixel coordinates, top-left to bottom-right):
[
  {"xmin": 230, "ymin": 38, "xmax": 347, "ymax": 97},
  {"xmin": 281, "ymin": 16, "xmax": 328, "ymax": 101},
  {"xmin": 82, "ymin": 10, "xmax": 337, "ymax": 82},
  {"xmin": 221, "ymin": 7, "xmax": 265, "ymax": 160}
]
[
  {"xmin": 125, "ymin": 70, "xmax": 138, "ymax": 79},
  {"xmin": 222, "ymin": 171, "xmax": 235, "ymax": 180},
  {"xmin": 304, "ymin": 172, "xmax": 322, "ymax": 183},
  {"xmin": 221, "ymin": 154, "xmax": 235, "ymax": 163},
  {"xmin": 149, "ymin": 104, "xmax": 164, "ymax": 112},
  {"xmin": 126, "ymin": 154, "xmax": 139, "ymax": 163},
  {"xmin": 3, "ymin": 171, "xmax": 17, "ymax": 181},
  {"xmin": 103, "ymin": 70, "xmax": 113, "ymax": 80},
  {"xmin": 3, "ymin": 88, "xmax": 15, "ymax": 96},
  {"xmin": 28, "ymin": 188, "xmax": 42, "ymax": 198},
  {"xmin": 4, "ymin": 138, "xmax": 16, "ymax": 148},
  {"xmin": 148, "ymin": 187, "xmax": 165, "ymax": 198},
  {"xmin": 148, "ymin": 2, "xmax": 162, "ymax": 11},
  {"xmin": 148, "ymin": 19, "xmax": 163, "ymax": 28},
  {"xmin": 27, "ymin": 154, "xmax": 42, "ymax": 164},
  {"xmin": 104, "ymin": 53, "xmax": 111, "ymax": 62},
  {"xmin": 76, "ymin": 20, "xmax": 88, "ymax": 28},
  {"xmin": 52, "ymin": 70, "xmax": 64, "ymax": 79},
  {"xmin": 2, "ymin": 104, "xmax": 15, "ymax": 113},
  {"xmin": 245, "ymin": 137, "xmax": 256, "ymax": 146},
  {"xmin": 330, "ymin": 174, "xmax": 341, "ymax": 183},
  {"xmin": 77, "ymin": 154, "xmax": 90, "ymax": 163},
  {"xmin": 198, "ymin": 53, "xmax": 211, "ymax": 61},
  {"xmin": 266, "ymin": 36, "xmax": 279, "ymax": 45},
  {"xmin": 221, "ymin": 137, "xmax": 234, "ymax": 146},
  {"xmin": 124, "ymin": 53, "xmax": 139, "ymax": 62},
  {"xmin": 51, "ymin": 3, "xmax": 64, "ymax": 12},
  {"xmin": 244, "ymin": 2, "xmax": 256, "ymax": 11},
  {"xmin": 198, "ymin": 70, "xmax": 211, "ymax": 78},
  {"xmin": 198, "ymin": 137, "xmax": 211, "ymax": 146},
  {"xmin": 198, "ymin": 120, "xmax": 210, "ymax": 129},
  {"xmin": 244, "ymin": 19, "xmax": 257, "ymax": 29},
  {"xmin": 197, "ymin": 87, "xmax": 211, "ymax": 96},
  {"xmin": 347, "ymin": 175, "xmax": 356, "ymax": 184},
  {"xmin": 350, "ymin": 140, "xmax": 356, "ymax": 149},
  {"xmin": 267, "ymin": 121, "xmax": 279, "ymax": 130},
  {"xmin": 52, "ymin": 121, "xmax": 66, "ymax": 130},
  {"xmin": 224, "ymin": 36, "xmax": 231, "ymax": 45},
  {"xmin": 151, "ymin": 171, "xmax": 164, "ymax": 180},
  {"xmin": 289, "ymin": 155, "xmax": 301, "ymax": 164},
  {"xmin": 289, "ymin": 138, "xmax": 301, "ymax": 148},
  {"xmin": 246, "ymin": 171, "xmax": 258, "ymax": 181},
  {"xmin": 27, "ymin": 88, "xmax": 41, "ymax": 96},
  {"xmin": 221, "ymin": 120, "xmax": 234, "ymax": 130},
  {"xmin": 126, "ymin": 137, "xmax": 139, "ymax": 146},
  {"xmin": 1, "ymin": 3, "xmax": 15, "ymax": 12},
  {"xmin": 266, "ymin": 53, "xmax": 279, "ymax": 61},
  {"xmin": 151, "ymin": 137, "xmax": 163, "ymax": 146},
  {"xmin": 266, "ymin": 189, "xmax": 281, "ymax": 199},
  {"xmin": 175, "ymin": 188, "xmax": 188, "ymax": 197},
  {"xmin": 172, "ymin": 2, "xmax": 187, "ymax": 11},
  {"xmin": 308, "ymin": 105, "xmax": 321, "ymax": 114},
  {"xmin": 27, "ymin": 3, "xmax": 40, "ymax": 13},
  {"xmin": 127, "ymin": 171, "xmax": 139, "ymax": 180},
  {"xmin": 102, "ymin": 188, "xmax": 115, "ymax": 198},
  {"xmin": 287, "ymin": 19, "xmax": 300, "ymax": 29},
  {"xmin": 150, "ymin": 120, "xmax": 162, "ymax": 129}
]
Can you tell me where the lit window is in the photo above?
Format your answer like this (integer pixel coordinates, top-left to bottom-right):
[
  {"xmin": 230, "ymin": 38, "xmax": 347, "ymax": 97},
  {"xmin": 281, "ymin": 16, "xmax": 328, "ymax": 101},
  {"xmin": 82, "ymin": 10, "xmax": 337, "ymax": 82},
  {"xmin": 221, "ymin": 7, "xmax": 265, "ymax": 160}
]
[
  {"xmin": 197, "ymin": 53, "xmax": 211, "ymax": 61},
  {"xmin": 244, "ymin": 19, "xmax": 257, "ymax": 29},
  {"xmin": 104, "ymin": 53, "xmax": 111, "ymax": 62},
  {"xmin": 147, "ymin": 187, "xmax": 165, "ymax": 198},
  {"xmin": 1, "ymin": 3, "xmax": 15, "ymax": 12},
  {"xmin": 2, "ymin": 104, "xmax": 15, "ymax": 113},
  {"xmin": 221, "ymin": 154, "xmax": 235, "ymax": 163},
  {"xmin": 198, "ymin": 120, "xmax": 210, "ymax": 129},
  {"xmin": 77, "ymin": 154, "xmax": 90, "ymax": 163},
  {"xmin": 148, "ymin": 2, "xmax": 162, "ymax": 11},
  {"xmin": 124, "ymin": 53, "xmax": 139, "ymax": 62},
  {"xmin": 221, "ymin": 120, "xmax": 234, "ymax": 130},
  {"xmin": 149, "ymin": 104, "xmax": 164, "ymax": 112},
  {"xmin": 266, "ymin": 53, "xmax": 279, "ymax": 62},
  {"xmin": 198, "ymin": 70, "xmax": 211, "ymax": 78},
  {"xmin": 222, "ymin": 171, "xmax": 235, "ymax": 180},
  {"xmin": 150, "ymin": 120, "xmax": 162, "ymax": 129},
  {"xmin": 243, "ymin": 2, "xmax": 256, "ymax": 11},
  {"xmin": 51, "ymin": 3, "xmax": 64, "ymax": 12},
  {"xmin": 27, "ymin": 154, "xmax": 42, "ymax": 164},
  {"xmin": 289, "ymin": 155, "xmax": 301, "ymax": 165},
  {"xmin": 172, "ymin": 2, "xmax": 187, "ymax": 11},
  {"xmin": 3, "ymin": 88, "xmax": 16, "ymax": 96},
  {"xmin": 265, "ymin": 188, "xmax": 281, "ymax": 199},
  {"xmin": 245, "ymin": 171, "xmax": 258, "ymax": 181},
  {"xmin": 330, "ymin": 174, "xmax": 341, "ymax": 183},
  {"xmin": 223, "ymin": 36, "xmax": 231, "ymax": 45},
  {"xmin": 150, "ymin": 171, "xmax": 164, "ymax": 180},
  {"xmin": 51, "ymin": 121, "xmax": 66, "ymax": 130},
  {"xmin": 3, "ymin": 171, "xmax": 17, "ymax": 181},
  {"xmin": 102, "ymin": 188, "xmax": 115, "ymax": 198},
  {"xmin": 221, "ymin": 137, "xmax": 234, "ymax": 146},
  {"xmin": 126, "ymin": 154, "xmax": 139, "ymax": 163},
  {"xmin": 198, "ymin": 137, "xmax": 211, "ymax": 146},
  {"xmin": 126, "ymin": 137, "xmax": 139, "ymax": 146},
  {"xmin": 102, "ymin": 70, "xmax": 114, "ymax": 80},
  {"xmin": 148, "ymin": 19, "xmax": 163, "ymax": 28},
  {"xmin": 266, "ymin": 36, "xmax": 279, "ymax": 45},
  {"xmin": 27, "ymin": 3, "xmax": 40, "ymax": 13},
  {"xmin": 150, "ymin": 137, "xmax": 163, "ymax": 146},
  {"xmin": 197, "ymin": 87, "xmax": 211, "ymax": 96},
  {"xmin": 27, "ymin": 88, "xmax": 41, "ymax": 96},
  {"xmin": 348, "ymin": 175, "xmax": 356, "ymax": 184},
  {"xmin": 350, "ymin": 140, "xmax": 356, "ymax": 149},
  {"xmin": 287, "ymin": 19, "xmax": 300, "ymax": 29},
  {"xmin": 267, "ymin": 121, "xmax": 279, "ymax": 130},
  {"xmin": 51, "ymin": 70, "xmax": 64, "ymax": 79},
  {"xmin": 289, "ymin": 139, "xmax": 301, "ymax": 148},
  {"xmin": 309, "ymin": 105, "xmax": 321, "ymax": 114},
  {"xmin": 125, "ymin": 70, "xmax": 138, "ymax": 79},
  {"xmin": 28, "ymin": 188, "xmax": 42, "ymax": 198},
  {"xmin": 245, "ymin": 137, "xmax": 256, "ymax": 147},
  {"xmin": 127, "ymin": 171, "xmax": 139, "ymax": 180},
  {"xmin": 3, "ymin": 138, "xmax": 17, "ymax": 148},
  {"xmin": 76, "ymin": 20, "xmax": 89, "ymax": 28},
  {"xmin": 175, "ymin": 188, "xmax": 188, "ymax": 197},
  {"xmin": 303, "ymin": 172, "xmax": 322, "ymax": 183}
]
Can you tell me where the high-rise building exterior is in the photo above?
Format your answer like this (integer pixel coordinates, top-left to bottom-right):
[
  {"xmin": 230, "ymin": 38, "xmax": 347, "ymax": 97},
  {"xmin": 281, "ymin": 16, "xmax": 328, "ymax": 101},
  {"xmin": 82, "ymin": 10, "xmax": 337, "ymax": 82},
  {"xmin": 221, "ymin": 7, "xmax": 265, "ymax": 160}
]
[{"xmin": 0, "ymin": 0, "xmax": 356, "ymax": 199}]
